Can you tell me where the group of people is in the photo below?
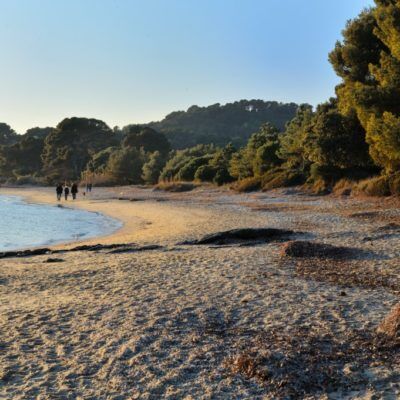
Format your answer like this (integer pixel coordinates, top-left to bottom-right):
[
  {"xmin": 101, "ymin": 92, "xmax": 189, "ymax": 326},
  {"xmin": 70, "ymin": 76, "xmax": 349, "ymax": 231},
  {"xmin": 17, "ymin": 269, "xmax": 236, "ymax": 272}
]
[{"xmin": 55, "ymin": 182, "xmax": 92, "ymax": 201}]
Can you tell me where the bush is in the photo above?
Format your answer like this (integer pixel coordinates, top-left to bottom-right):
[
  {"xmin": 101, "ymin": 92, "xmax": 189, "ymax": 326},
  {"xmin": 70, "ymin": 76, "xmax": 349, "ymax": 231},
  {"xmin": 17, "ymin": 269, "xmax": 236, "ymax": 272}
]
[
  {"xmin": 388, "ymin": 173, "xmax": 400, "ymax": 195},
  {"xmin": 154, "ymin": 182, "xmax": 197, "ymax": 192},
  {"xmin": 311, "ymin": 179, "xmax": 331, "ymax": 195},
  {"xmin": 309, "ymin": 163, "xmax": 342, "ymax": 185},
  {"xmin": 231, "ymin": 177, "xmax": 262, "ymax": 192},
  {"xmin": 261, "ymin": 168, "xmax": 305, "ymax": 191},
  {"xmin": 106, "ymin": 147, "xmax": 145, "ymax": 184},
  {"xmin": 355, "ymin": 176, "xmax": 391, "ymax": 197},
  {"xmin": 89, "ymin": 172, "xmax": 119, "ymax": 187},
  {"xmin": 159, "ymin": 145, "xmax": 215, "ymax": 181},
  {"xmin": 341, "ymin": 167, "xmax": 379, "ymax": 182},
  {"xmin": 15, "ymin": 175, "xmax": 45, "ymax": 186},
  {"xmin": 175, "ymin": 156, "xmax": 212, "ymax": 181},
  {"xmin": 194, "ymin": 165, "xmax": 216, "ymax": 182},
  {"xmin": 333, "ymin": 179, "xmax": 353, "ymax": 196},
  {"xmin": 213, "ymin": 169, "xmax": 234, "ymax": 186},
  {"xmin": 4, "ymin": 177, "xmax": 17, "ymax": 185},
  {"xmin": 142, "ymin": 151, "xmax": 166, "ymax": 184}
]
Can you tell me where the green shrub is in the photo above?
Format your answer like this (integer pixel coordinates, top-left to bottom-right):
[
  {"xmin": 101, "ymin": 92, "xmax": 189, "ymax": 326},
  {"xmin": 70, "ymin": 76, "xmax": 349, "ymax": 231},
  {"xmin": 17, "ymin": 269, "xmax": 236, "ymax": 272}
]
[
  {"xmin": 309, "ymin": 163, "xmax": 342, "ymax": 185},
  {"xmin": 175, "ymin": 156, "xmax": 212, "ymax": 181},
  {"xmin": 213, "ymin": 169, "xmax": 234, "ymax": 186},
  {"xmin": 142, "ymin": 151, "xmax": 166, "ymax": 184},
  {"xmin": 5, "ymin": 177, "xmax": 17, "ymax": 185},
  {"xmin": 159, "ymin": 145, "xmax": 215, "ymax": 181},
  {"xmin": 194, "ymin": 165, "xmax": 216, "ymax": 182},
  {"xmin": 106, "ymin": 147, "xmax": 145, "ymax": 185},
  {"xmin": 15, "ymin": 175, "xmax": 45, "ymax": 186}
]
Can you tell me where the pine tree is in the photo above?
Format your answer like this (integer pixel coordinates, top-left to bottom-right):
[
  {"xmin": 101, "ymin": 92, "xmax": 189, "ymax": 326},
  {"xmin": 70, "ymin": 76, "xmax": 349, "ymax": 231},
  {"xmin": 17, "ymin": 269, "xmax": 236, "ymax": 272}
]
[{"xmin": 329, "ymin": 3, "xmax": 400, "ymax": 172}]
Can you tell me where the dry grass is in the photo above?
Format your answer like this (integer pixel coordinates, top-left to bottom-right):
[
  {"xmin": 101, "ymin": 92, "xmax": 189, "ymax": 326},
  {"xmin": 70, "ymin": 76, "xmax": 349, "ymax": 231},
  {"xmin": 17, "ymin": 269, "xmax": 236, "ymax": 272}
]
[
  {"xmin": 261, "ymin": 169, "xmax": 305, "ymax": 192},
  {"xmin": 155, "ymin": 181, "xmax": 197, "ymax": 192},
  {"xmin": 355, "ymin": 176, "xmax": 391, "ymax": 197},
  {"xmin": 87, "ymin": 172, "xmax": 118, "ymax": 186},
  {"xmin": 310, "ymin": 178, "xmax": 330, "ymax": 195},
  {"xmin": 353, "ymin": 173, "xmax": 400, "ymax": 197},
  {"xmin": 333, "ymin": 178, "xmax": 354, "ymax": 196},
  {"xmin": 231, "ymin": 177, "xmax": 261, "ymax": 193}
]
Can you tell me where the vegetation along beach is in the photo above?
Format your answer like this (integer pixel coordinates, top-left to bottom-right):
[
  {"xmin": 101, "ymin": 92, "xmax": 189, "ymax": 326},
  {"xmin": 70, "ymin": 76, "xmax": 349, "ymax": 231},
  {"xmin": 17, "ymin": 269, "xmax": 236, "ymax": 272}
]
[{"xmin": 0, "ymin": 0, "xmax": 400, "ymax": 398}]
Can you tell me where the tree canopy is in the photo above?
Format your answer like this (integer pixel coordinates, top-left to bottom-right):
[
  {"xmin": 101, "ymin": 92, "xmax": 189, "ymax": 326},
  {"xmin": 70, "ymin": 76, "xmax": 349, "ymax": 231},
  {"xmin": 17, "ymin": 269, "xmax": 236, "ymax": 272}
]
[
  {"xmin": 0, "ymin": 136, "xmax": 45, "ymax": 179},
  {"xmin": 122, "ymin": 126, "xmax": 171, "ymax": 156},
  {"xmin": 329, "ymin": 2, "xmax": 400, "ymax": 172},
  {"xmin": 41, "ymin": 118, "xmax": 118, "ymax": 181},
  {"xmin": 0, "ymin": 123, "xmax": 18, "ymax": 146}
]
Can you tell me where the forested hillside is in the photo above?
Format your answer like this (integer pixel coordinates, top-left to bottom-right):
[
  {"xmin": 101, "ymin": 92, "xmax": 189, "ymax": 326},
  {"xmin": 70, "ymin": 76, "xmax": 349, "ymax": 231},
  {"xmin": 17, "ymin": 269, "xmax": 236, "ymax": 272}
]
[{"xmin": 145, "ymin": 100, "xmax": 298, "ymax": 148}]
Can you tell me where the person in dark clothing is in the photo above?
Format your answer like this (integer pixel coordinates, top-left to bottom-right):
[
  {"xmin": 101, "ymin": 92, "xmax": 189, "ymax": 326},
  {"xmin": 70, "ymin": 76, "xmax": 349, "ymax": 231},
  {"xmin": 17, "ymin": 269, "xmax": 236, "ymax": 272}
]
[
  {"xmin": 71, "ymin": 183, "xmax": 78, "ymax": 200},
  {"xmin": 64, "ymin": 185, "xmax": 70, "ymax": 201},
  {"xmin": 56, "ymin": 184, "xmax": 63, "ymax": 201}
]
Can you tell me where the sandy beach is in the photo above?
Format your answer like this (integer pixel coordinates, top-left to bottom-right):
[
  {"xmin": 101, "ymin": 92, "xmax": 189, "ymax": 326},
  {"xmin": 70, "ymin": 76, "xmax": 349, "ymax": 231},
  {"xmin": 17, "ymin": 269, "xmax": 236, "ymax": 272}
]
[{"xmin": 0, "ymin": 186, "xmax": 399, "ymax": 399}]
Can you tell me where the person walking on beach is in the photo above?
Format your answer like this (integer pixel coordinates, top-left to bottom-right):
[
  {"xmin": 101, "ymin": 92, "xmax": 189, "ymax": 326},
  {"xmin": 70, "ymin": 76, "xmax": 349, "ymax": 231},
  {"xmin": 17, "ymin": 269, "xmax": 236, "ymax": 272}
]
[
  {"xmin": 56, "ymin": 184, "xmax": 63, "ymax": 201},
  {"xmin": 71, "ymin": 183, "xmax": 78, "ymax": 200},
  {"xmin": 64, "ymin": 185, "xmax": 70, "ymax": 201}
]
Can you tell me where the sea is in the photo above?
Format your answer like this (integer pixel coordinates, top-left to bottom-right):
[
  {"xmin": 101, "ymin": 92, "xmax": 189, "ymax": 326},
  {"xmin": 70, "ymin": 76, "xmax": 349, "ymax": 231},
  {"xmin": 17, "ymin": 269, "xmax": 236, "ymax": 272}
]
[{"xmin": 0, "ymin": 195, "xmax": 122, "ymax": 251}]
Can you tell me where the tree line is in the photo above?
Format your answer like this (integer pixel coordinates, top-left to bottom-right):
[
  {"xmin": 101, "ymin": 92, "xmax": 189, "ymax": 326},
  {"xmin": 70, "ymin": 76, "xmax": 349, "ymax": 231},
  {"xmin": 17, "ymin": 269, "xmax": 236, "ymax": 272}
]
[
  {"xmin": 0, "ymin": 102, "xmax": 298, "ymax": 186},
  {"xmin": 1, "ymin": 0, "xmax": 400, "ymax": 195}
]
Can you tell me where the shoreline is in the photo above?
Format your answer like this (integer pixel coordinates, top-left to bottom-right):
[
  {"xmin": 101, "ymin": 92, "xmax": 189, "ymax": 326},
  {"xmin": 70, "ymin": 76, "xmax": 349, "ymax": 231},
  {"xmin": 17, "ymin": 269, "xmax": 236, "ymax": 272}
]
[
  {"xmin": 0, "ymin": 192, "xmax": 124, "ymax": 252},
  {"xmin": 0, "ymin": 187, "xmax": 146, "ymax": 250},
  {"xmin": 0, "ymin": 186, "xmax": 252, "ymax": 249}
]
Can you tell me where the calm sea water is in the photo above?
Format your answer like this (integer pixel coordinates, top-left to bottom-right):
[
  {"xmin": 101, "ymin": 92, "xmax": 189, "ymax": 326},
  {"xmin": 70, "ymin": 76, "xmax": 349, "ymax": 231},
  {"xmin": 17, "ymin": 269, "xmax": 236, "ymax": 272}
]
[{"xmin": 0, "ymin": 195, "xmax": 122, "ymax": 251}]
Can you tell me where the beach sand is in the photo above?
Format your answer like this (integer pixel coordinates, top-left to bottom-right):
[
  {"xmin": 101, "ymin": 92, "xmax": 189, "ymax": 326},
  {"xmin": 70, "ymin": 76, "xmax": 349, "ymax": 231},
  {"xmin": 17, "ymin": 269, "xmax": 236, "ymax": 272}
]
[{"xmin": 0, "ymin": 186, "xmax": 399, "ymax": 399}]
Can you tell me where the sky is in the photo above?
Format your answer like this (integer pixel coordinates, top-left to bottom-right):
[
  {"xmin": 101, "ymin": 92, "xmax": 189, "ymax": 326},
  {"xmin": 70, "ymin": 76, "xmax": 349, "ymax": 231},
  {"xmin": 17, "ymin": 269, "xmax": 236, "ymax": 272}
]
[{"xmin": 0, "ymin": 0, "xmax": 374, "ymax": 133}]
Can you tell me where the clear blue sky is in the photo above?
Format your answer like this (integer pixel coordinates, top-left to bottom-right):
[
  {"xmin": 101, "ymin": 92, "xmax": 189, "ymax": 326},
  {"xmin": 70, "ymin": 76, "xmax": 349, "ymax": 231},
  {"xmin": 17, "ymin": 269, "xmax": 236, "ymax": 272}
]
[{"xmin": 0, "ymin": 0, "xmax": 374, "ymax": 133}]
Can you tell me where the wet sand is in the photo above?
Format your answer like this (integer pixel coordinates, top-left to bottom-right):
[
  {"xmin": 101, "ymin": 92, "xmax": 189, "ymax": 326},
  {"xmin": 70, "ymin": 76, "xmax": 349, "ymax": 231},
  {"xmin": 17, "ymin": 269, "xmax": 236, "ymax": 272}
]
[{"xmin": 0, "ymin": 186, "xmax": 399, "ymax": 399}]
